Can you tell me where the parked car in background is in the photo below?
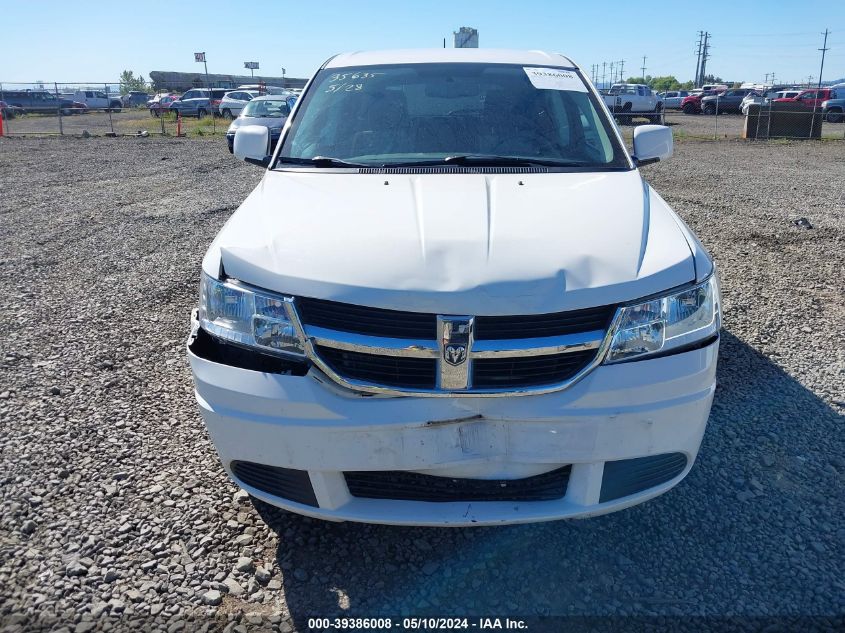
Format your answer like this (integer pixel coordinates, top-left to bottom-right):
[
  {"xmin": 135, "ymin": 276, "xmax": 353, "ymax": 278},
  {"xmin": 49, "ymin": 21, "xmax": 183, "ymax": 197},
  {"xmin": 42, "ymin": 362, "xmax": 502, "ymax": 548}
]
[
  {"xmin": 773, "ymin": 88, "xmax": 837, "ymax": 110},
  {"xmin": 659, "ymin": 90, "xmax": 690, "ymax": 109},
  {"xmin": 0, "ymin": 100, "xmax": 24, "ymax": 119},
  {"xmin": 0, "ymin": 90, "xmax": 77, "ymax": 114},
  {"xmin": 220, "ymin": 90, "xmax": 260, "ymax": 119},
  {"xmin": 601, "ymin": 84, "xmax": 662, "ymax": 123},
  {"xmin": 122, "ymin": 91, "xmax": 152, "ymax": 108},
  {"xmin": 681, "ymin": 88, "xmax": 725, "ymax": 114},
  {"xmin": 201, "ymin": 48, "xmax": 721, "ymax": 526},
  {"xmin": 148, "ymin": 93, "xmax": 180, "ymax": 117},
  {"xmin": 700, "ymin": 88, "xmax": 752, "ymax": 114},
  {"xmin": 72, "ymin": 90, "xmax": 123, "ymax": 112},
  {"xmin": 225, "ymin": 94, "xmax": 296, "ymax": 152},
  {"xmin": 170, "ymin": 88, "xmax": 228, "ymax": 118},
  {"xmin": 236, "ymin": 84, "xmax": 289, "ymax": 95},
  {"xmin": 820, "ymin": 97, "xmax": 845, "ymax": 122}
]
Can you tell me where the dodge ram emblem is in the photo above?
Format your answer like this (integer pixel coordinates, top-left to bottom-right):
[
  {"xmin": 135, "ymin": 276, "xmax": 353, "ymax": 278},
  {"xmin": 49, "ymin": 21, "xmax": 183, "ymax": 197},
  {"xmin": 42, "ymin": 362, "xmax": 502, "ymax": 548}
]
[{"xmin": 444, "ymin": 344, "xmax": 468, "ymax": 366}]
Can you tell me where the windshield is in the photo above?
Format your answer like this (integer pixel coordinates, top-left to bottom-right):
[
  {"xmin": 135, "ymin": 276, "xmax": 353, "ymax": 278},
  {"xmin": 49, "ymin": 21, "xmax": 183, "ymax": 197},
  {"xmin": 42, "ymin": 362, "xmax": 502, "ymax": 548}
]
[
  {"xmin": 242, "ymin": 98, "xmax": 290, "ymax": 118},
  {"xmin": 277, "ymin": 63, "xmax": 626, "ymax": 169}
]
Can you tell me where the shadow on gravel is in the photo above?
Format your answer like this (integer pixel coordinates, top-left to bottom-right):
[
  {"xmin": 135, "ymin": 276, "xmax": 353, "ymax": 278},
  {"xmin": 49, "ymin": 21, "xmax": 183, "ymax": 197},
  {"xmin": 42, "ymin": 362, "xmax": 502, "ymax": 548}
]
[{"xmin": 255, "ymin": 330, "xmax": 843, "ymax": 622}]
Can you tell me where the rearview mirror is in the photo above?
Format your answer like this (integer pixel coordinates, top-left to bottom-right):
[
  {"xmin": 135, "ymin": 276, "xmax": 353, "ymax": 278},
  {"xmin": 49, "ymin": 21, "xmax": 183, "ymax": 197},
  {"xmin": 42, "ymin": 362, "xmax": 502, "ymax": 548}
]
[
  {"xmin": 632, "ymin": 125, "xmax": 673, "ymax": 166},
  {"xmin": 234, "ymin": 125, "xmax": 272, "ymax": 167}
]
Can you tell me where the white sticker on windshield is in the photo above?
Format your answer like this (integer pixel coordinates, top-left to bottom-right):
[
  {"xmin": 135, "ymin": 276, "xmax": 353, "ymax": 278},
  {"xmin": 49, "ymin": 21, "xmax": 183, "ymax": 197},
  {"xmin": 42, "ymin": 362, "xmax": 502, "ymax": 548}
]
[{"xmin": 523, "ymin": 67, "xmax": 587, "ymax": 92}]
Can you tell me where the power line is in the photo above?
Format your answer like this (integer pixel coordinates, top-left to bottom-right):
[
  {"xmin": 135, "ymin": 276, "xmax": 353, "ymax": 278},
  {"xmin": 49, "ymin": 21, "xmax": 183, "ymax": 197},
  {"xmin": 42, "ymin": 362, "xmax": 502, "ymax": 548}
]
[
  {"xmin": 817, "ymin": 28, "xmax": 830, "ymax": 89},
  {"xmin": 694, "ymin": 31, "xmax": 704, "ymax": 88},
  {"xmin": 699, "ymin": 32, "xmax": 711, "ymax": 85}
]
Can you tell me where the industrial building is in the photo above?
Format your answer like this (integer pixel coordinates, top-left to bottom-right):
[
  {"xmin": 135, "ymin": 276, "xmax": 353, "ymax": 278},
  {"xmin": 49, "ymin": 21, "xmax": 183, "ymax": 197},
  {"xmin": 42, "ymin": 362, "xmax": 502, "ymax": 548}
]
[{"xmin": 149, "ymin": 71, "xmax": 307, "ymax": 93}]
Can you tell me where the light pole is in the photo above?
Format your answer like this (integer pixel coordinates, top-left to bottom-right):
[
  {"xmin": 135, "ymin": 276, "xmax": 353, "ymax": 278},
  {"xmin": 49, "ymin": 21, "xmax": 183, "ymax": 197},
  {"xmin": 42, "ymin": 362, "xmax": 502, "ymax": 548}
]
[{"xmin": 194, "ymin": 52, "xmax": 215, "ymax": 133}]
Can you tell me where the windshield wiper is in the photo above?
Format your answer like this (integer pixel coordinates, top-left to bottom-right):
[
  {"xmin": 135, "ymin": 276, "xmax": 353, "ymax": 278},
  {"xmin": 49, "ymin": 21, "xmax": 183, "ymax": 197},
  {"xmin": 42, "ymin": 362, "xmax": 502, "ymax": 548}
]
[
  {"xmin": 379, "ymin": 155, "xmax": 590, "ymax": 168},
  {"xmin": 276, "ymin": 156, "xmax": 370, "ymax": 168}
]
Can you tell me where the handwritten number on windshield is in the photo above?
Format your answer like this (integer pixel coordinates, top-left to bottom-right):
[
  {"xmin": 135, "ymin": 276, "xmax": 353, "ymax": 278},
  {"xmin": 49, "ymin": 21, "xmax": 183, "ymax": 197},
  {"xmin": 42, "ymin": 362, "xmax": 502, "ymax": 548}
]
[
  {"xmin": 326, "ymin": 83, "xmax": 364, "ymax": 94},
  {"xmin": 329, "ymin": 72, "xmax": 383, "ymax": 81}
]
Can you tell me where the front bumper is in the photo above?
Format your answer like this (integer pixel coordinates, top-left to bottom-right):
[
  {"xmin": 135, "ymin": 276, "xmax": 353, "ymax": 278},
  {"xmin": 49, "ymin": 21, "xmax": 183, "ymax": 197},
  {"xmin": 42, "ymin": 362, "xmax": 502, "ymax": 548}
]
[{"xmin": 188, "ymin": 328, "xmax": 717, "ymax": 526}]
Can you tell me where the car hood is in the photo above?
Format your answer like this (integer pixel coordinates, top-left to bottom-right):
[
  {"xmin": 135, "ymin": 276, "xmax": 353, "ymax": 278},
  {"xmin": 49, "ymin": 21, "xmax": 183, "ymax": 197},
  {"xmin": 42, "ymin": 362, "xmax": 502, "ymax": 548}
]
[
  {"xmin": 227, "ymin": 116, "xmax": 287, "ymax": 133},
  {"xmin": 203, "ymin": 169, "xmax": 696, "ymax": 315}
]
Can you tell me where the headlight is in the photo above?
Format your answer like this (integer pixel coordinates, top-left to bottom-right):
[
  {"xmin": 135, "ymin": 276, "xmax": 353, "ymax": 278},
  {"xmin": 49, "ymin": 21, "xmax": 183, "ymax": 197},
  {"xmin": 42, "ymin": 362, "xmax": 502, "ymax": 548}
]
[
  {"xmin": 604, "ymin": 275, "xmax": 720, "ymax": 363},
  {"xmin": 199, "ymin": 273, "xmax": 305, "ymax": 357}
]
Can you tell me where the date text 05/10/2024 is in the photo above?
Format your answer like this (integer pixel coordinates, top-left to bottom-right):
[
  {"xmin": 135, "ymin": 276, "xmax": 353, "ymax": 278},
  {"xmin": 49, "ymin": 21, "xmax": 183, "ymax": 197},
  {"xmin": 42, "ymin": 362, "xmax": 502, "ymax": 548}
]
[{"xmin": 307, "ymin": 617, "xmax": 528, "ymax": 630}]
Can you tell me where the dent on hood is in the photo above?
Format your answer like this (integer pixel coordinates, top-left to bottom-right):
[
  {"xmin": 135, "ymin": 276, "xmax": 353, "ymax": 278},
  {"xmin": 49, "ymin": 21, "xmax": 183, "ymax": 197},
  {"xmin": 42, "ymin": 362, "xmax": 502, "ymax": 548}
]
[{"xmin": 204, "ymin": 171, "xmax": 697, "ymax": 314}]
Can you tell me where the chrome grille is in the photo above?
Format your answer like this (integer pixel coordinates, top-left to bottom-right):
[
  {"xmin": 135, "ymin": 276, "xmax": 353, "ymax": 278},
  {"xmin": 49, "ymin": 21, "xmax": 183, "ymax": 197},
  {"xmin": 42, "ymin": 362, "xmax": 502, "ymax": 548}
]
[{"xmin": 293, "ymin": 297, "xmax": 619, "ymax": 396}]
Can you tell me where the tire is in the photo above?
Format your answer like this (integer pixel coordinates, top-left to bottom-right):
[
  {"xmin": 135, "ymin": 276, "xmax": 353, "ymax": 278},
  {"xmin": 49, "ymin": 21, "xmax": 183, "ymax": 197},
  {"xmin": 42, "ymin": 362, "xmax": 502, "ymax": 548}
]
[
  {"xmin": 825, "ymin": 109, "xmax": 843, "ymax": 123},
  {"xmin": 60, "ymin": 108, "xmax": 72, "ymax": 116},
  {"xmin": 703, "ymin": 104, "xmax": 716, "ymax": 115},
  {"xmin": 682, "ymin": 103, "xmax": 697, "ymax": 115},
  {"xmin": 222, "ymin": 109, "xmax": 232, "ymax": 120},
  {"xmin": 151, "ymin": 109, "xmax": 159, "ymax": 118},
  {"xmin": 197, "ymin": 108, "xmax": 207, "ymax": 119}
]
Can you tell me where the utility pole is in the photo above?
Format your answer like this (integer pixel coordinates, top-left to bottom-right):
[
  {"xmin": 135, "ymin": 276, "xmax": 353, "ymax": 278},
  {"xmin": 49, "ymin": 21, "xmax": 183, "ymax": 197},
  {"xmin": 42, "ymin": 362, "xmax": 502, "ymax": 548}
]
[
  {"xmin": 694, "ymin": 31, "xmax": 704, "ymax": 88},
  {"xmin": 699, "ymin": 32, "xmax": 710, "ymax": 86},
  {"xmin": 817, "ymin": 28, "xmax": 830, "ymax": 89},
  {"xmin": 619, "ymin": 59, "xmax": 625, "ymax": 82},
  {"xmin": 602, "ymin": 62, "xmax": 607, "ymax": 89},
  {"xmin": 641, "ymin": 56, "xmax": 647, "ymax": 82},
  {"xmin": 610, "ymin": 62, "xmax": 615, "ymax": 86}
]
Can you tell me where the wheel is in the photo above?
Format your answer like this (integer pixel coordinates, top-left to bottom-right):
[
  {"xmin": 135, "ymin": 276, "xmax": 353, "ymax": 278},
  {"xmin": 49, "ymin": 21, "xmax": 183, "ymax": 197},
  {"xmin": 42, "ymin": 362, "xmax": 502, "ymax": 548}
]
[
  {"xmin": 110, "ymin": 106, "xmax": 122, "ymax": 113},
  {"xmin": 826, "ymin": 109, "xmax": 843, "ymax": 123},
  {"xmin": 151, "ymin": 108, "xmax": 159, "ymax": 118},
  {"xmin": 60, "ymin": 108, "xmax": 72, "ymax": 116},
  {"xmin": 222, "ymin": 109, "xmax": 232, "ymax": 120},
  {"xmin": 197, "ymin": 108, "xmax": 207, "ymax": 119},
  {"xmin": 703, "ymin": 104, "xmax": 716, "ymax": 115},
  {"xmin": 682, "ymin": 103, "xmax": 697, "ymax": 115}
]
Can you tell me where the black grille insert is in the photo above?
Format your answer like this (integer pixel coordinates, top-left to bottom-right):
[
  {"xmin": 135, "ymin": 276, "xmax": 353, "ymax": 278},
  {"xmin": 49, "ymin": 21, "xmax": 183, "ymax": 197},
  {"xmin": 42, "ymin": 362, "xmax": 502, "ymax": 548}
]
[
  {"xmin": 230, "ymin": 461, "xmax": 318, "ymax": 507},
  {"xmin": 316, "ymin": 345, "xmax": 436, "ymax": 389},
  {"xmin": 297, "ymin": 297, "xmax": 436, "ymax": 339},
  {"xmin": 600, "ymin": 453, "xmax": 688, "ymax": 503},
  {"xmin": 345, "ymin": 466, "xmax": 571, "ymax": 502},
  {"xmin": 474, "ymin": 305, "xmax": 615, "ymax": 340},
  {"xmin": 296, "ymin": 297, "xmax": 616, "ymax": 341},
  {"xmin": 472, "ymin": 349, "xmax": 597, "ymax": 389}
]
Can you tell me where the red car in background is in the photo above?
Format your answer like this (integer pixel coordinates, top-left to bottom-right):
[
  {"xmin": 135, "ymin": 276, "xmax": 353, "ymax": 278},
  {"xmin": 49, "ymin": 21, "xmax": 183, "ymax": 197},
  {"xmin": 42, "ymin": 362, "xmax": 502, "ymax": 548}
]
[
  {"xmin": 773, "ymin": 88, "xmax": 835, "ymax": 110},
  {"xmin": 681, "ymin": 88, "xmax": 726, "ymax": 114},
  {"xmin": 148, "ymin": 93, "xmax": 180, "ymax": 117}
]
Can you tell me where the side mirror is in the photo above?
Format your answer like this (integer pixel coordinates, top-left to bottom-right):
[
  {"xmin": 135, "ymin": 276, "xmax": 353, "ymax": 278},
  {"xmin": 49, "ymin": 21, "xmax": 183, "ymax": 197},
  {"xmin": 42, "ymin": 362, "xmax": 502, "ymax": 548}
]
[
  {"xmin": 234, "ymin": 125, "xmax": 271, "ymax": 167},
  {"xmin": 632, "ymin": 125, "xmax": 673, "ymax": 166}
]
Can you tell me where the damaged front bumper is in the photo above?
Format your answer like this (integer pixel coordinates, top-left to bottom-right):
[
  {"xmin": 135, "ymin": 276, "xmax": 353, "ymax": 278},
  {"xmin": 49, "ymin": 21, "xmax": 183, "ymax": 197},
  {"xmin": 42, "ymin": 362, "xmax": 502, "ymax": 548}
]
[{"xmin": 187, "ymin": 313, "xmax": 718, "ymax": 526}]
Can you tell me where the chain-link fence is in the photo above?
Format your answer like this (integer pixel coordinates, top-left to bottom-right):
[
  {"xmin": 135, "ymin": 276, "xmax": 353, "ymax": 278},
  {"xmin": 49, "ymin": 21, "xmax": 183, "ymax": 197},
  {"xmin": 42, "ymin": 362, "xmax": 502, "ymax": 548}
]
[
  {"xmin": 0, "ymin": 81, "xmax": 228, "ymax": 138},
  {"xmin": 659, "ymin": 91, "xmax": 845, "ymax": 141}
]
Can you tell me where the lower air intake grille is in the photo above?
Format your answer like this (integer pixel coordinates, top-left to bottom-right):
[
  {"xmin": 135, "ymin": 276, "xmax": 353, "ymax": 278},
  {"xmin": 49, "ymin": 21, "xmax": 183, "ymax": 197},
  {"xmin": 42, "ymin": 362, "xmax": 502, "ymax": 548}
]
[
  {"xmin": 230, "ymin": 461, "xmax": 318, "ymax": 507},
  {"xmin": 316, "ymin": 345, "xmax": 436, "ymax": 389},
  {"xmin": 472, "ymin": 349, "xmax": 597, "ymax": 389},
  {"xmin": 345, "ymin": 466, "xmax": 571, "ymax": 502},
  {"xmin": 600, "ymin": 453, "xmax": 688, "ymax": 503}
]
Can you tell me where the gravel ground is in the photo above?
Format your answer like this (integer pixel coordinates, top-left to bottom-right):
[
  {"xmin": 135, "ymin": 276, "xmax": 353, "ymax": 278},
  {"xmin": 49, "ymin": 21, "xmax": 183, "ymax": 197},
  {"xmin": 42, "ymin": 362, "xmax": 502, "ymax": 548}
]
[{"xmin": 0, "ymin": 135, "xmax": 843, "ymax": 632}]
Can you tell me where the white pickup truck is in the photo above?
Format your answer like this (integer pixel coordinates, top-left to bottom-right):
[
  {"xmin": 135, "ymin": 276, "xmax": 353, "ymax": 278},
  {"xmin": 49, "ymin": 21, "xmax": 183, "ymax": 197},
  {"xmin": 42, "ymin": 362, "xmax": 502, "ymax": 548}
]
[
  {"xmin": 188, "ymin": 49, "xmax": 720, "ymax": 526},
  {"xmin": 72, "ymin": 90, "xmax": 123, "ymax": 112},
  {"xmin": 602, "ymin": 83, "xmax": 663, "ymax": 123}
]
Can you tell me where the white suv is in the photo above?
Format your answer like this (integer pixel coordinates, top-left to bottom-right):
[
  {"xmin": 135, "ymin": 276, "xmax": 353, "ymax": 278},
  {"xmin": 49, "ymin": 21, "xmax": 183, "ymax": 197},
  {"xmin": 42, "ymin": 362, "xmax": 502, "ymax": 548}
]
[{"xmin": 188, "ymin": 49, "xmax": 720, "ymax": 526}]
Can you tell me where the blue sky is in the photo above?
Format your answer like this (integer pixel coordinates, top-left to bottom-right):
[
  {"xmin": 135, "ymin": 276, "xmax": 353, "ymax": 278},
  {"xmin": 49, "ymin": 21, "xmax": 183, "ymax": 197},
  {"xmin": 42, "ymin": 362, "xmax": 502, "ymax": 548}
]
[{"xmin": 4, "ymin": 0, "xmax": 844, "ymax": 86}]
